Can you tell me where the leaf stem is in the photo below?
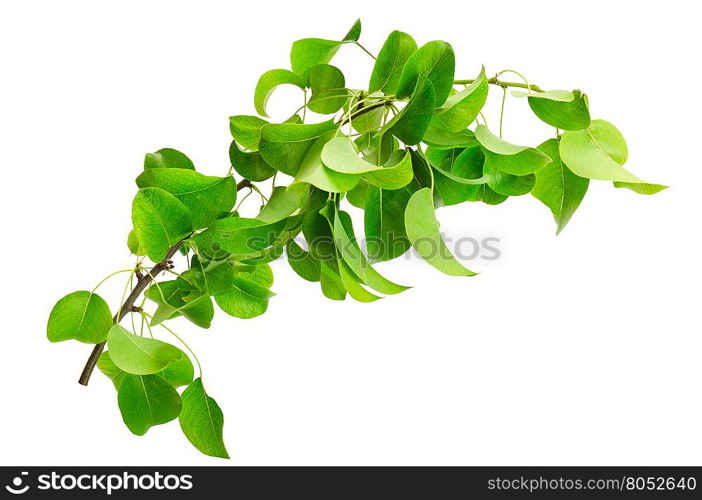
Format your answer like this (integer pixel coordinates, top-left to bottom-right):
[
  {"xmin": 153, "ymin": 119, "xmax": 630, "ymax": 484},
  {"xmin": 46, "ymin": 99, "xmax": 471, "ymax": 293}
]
[
  {"xmin": 499, "ymin": 86, "xmax": 507, "ymax": 138},
  {"xmin": 353, "ymin": 41, "xmax": 376, "ymax": 60},
  {"xmin": 453, "ymin": 77, "xmax": 544, "ymax": 93}
]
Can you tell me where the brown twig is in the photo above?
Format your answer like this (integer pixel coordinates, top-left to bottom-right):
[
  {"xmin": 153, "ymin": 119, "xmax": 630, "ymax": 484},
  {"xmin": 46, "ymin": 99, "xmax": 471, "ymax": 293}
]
[{"xmin": 78, "ymin": 177, "xmax": 253, "ymax": 386}]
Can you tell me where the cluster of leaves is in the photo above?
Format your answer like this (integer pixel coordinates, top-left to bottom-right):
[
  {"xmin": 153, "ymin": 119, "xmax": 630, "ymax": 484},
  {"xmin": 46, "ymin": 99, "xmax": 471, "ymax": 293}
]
[{"xmin": 47, "ymin": 19, "xmax": 664, "ymax": 458}]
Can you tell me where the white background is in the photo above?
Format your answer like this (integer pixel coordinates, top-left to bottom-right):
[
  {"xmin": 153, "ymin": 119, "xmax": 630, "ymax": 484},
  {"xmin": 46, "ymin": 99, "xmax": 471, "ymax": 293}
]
[{"xmin": 1, "ymin": 0, "xmax": 699, "ymax": 466}]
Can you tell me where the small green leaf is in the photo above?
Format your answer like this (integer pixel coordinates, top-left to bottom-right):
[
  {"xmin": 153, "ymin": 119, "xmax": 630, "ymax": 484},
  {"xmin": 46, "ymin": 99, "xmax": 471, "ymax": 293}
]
[
  {"xmin": 302, "ymin": 210, "xmax": 337, "ymax": 262},
  {"xmin": 320, "ymin": 260, "xmax": 347, "ymax": 300},
  {"xmin": 338, "ymin": 259, "xmax": 382, "ymax": 302},
  {"xmin": 387, "ymin": 76, "xmax": 435, "ymax": 145},
  {"xmin": 47, "ymin": 291, "xmax": 112, "ymax": 344},
  {"xmin": 259, "ymin": 120, "xmax": 337, "ymax": 176},
  {"xmin": 294, "ymin": 132, "xmax": 360, "ymax": 193},
  {"xmin": 364, "ymin": 185, "xmax": 414, "ymax": 262},
  {"xmin": 428, "ymin": 147, "xmax": 485, "ymax": 206},
  {"xmin": 127, "ymin": 230, "xmax": 145, "ymax": 256},
  {"xmin": 179, "ymin": 378, "xmax": 229, "ymax": 459},
  {"xmin": 368, "ymin": 30, "xmax": 418, "ymax": 95},
  {"xmin": 332, "ymin": 209, "xmax": 409, "ymax": 295},
  {"xmin": 308, "ymin": 64, "xmax": 348, "ymax": 114},
  {"xmin": 286, "ymin": 240, "xmax": 321, "ymax": 282},
  {"xmin": 532, "ymin": 138, "xmax": 590, "ymax": 234},
  {"xmin": 257, "ymin": 186, "xmax": 302, "ymax": 223},
  {"xmin": 254, "ymin": 69, "xmax": 305, "ymax": 117},
  {"xmin": 559, "ymin": 120, "xmax": 663, "ymax": 188},
  {"xmin": 613, "ymin": 182, "xmax": 668, "ymax": 195},
  {"xmin": 135, "ymin": 170, "xmax": 236, "ymax": 229},
  {"xmin": 518, "ymin": 90, "xmax": 590, "ymax": 131},
  {"xmin": 346, "ymin": 180, "xmax": 370, "ymax": 209},
  {"xmin": 97, "ymin": 352, "xmax": 126, "ymax": 390},
  {"xmin": 422, "ymin": 125, "xmax": 477, "ymax": 150},
  {"xmin": 321, "ymin": 136, "xmax": 405, "ymax": 176},
  {"xmin": 484, "ymin": 167, "xmax": 535, "ymax": 196},
  {"xmin": 132, "ymin": 187, "xmax": 192, "ymax": 263},
  {"xmin": 229, "ymin": 141, "xmax": 276, "ymax": 182},
  {"xmin": 405, "ymin": 188, "xmax": 477, "ymax": 276},
  {"xmin": 189, "ymin": 256, "xmax": 234, "ymax": 296},
  {"xmin": 475, "ymin": 125, "xmax": 551, "ymax": 176},
  {"xmin": 158, "ymin": 354, "xmax": 195, "ymax": 388},
  {"xmin": 396, "ymin": 41, "xmax": 455, "ymax": 107},
  {"xmin": 193, "ymin": 217, "xmax": 286, "ymax": 259},
  {"xmin": 229, "ymin": 115, "xmax": 269, "ymax": 151},
  {"xmin": 107, "ymin": 325, "xmax": 184, "ymax": 375},
  {"xmin": 144, "ymin": 148, "xmax": 195, "ymax": 170},
  {"xmin": 291, "ymin": 39, "xmax": 341, "ymax": 83},
  {"xmin": 342, "ymin": 18, "xmax": 362, "ymax": 42},
  {"xmin": 432, "ymin": 66, "xmax": 488, "ymax": 132},
  {"xmin": 233, "ymin": 262, "xmax": 275, "ymax": 288},
  {"xmin": 118, "ymin": 374, "xmax": 182, "ymax": 436},
  {"xmin": 215, "ymin": 277, "xmax": 274, "ymax": 319}
]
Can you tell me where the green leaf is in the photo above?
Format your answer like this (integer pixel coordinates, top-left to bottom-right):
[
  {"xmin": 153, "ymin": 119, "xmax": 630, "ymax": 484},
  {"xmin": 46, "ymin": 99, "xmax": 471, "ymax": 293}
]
[
  {"xmin": 342, "ymin": 18, "xmax": 362, "ymax": 42},
  {"xmin": 229, "ymin": 141, "xmax": 276, "ymax": 182},
  {"xmin": 145, "ymin": 280, "xmax": 214, "ymax": 328},
  {"xmin": 475, "ymin": 125, "xmax": 551, "ymax": 175},
  {"xmin": 302, "ymin": 209, "xmax": 337, "ymax": 262},
  {"xmin": 338, "ymin": 259, "xmax": 381, "ymax": 302},
  {"xmin": 47, "ymin": 291, "xmax": 112, "ymax": 344},
  {"xmin": 432, "ymin": 66, "xmax": 488, "ymax": 132},
  {"xmin": 559, "ymin": 120, "xmax": 662, "ymax": 188},
  {"xmin": 405, "ymin": 188, "xmax": 477, "ymax": 276},
  {"xmin": 345, "ymin": 180, "xmax": 369, "ymax": 209},
  {"xmin": 480, "ymin": 185, "xmax": 509, "ymax": 205},
  {"xmin": 613, "ymin": 181, "xmax": 668, "ymax": 195},
  {"xmin": 144, "ymin": 148, "xmax": 195, "ymax": 170},
  {"xmin": 179, "ymin": 378, "xmax": 229, "ymax": 459},
  {"xmin": 229, "ymin": 115, "xmax": 268, "ymax": 151},
  {"xmin": 511, "ymin": 89, "xmax": 575, "ymax": 101},
  {"xmin": 135, "ymin": 170, "xmax": 236, "ymax": 229},
  {"xmin": 259, "ymin": 120, "xmax": 337, "ymax": 176},
  {"xmin": 118, "ymin": 374, "xmax": 182, "ymax": 436},
  {"xmin": 516, "ymin": 90, "xmax": 591, "ymax": 130},
  {"xmin": 254, "ymin": 69, "xmax": 305, "ymax": 117},
  {"xmin": 364, "ymin": 185, "xmax": 414, "ymax": 262},
  {"xmin": 189, "ymin": 256, "xmax": 234, "ymax": 296},
  {"xmin": 321, "ymin": 136, "xmax": 413, "ymax": 188},
  {"xmin": 368, "ymin": 30, "xmax": 418, "ymax": 95},
  {"xmin": 286, "ymin": 240, "xmax": 321, "ymax": 282},
  {"xmin": 193, "ymin": 217, "xmax": 286, "ymax": 259},
  {"xmin": 256, "ymin": 186, "xmax": 303, "ymax": 224},
  {"xmin": 422, "ymin": 125, "xmax": 477, "ymax": 150},
  {"xmin": 427, "ymin": 147, "xmax": 485, "ymax": 206},
  {"xmin": 320, "ymin": 260, "xmax": 347, "ymax": 300},
  {"xmin": 484, "ymin": 166, "xmax": 535, "ymax": 196},
  {"xmin": 233, "ymin": 262, "xmax": 275, "ymax": 288},
  {"xmin": 107, "ymin": 325, "xmax": 184, "ymax": 375},
  {"xmin": 332, "ymin": 209, "xmax": 409, "ymax": 295},
  {"xmin": 215, "ymin": 277, "xmax": 274, "ymax": 319},
  {"xmin": 127, "ymin": 230, "xmax": 145, "ymax": 256},
  {"xmin": 396, "ymin": 41, "xmax": 455, "ymax": 107},
  {"xmin": 532, "ymin": 138, "xmax": 590, "ymax": 234},
  {"xmin": 295, "ymin": 132, "xmax": 360, "ymax": 193},
  {"xmin": 97, "ymin": 352, "xmax": 127, "ymax": 390},
  {"xmin": 308, "ymin": 64, "xmax": 348, "ymax": 114},
  {"xmin": 132, "ymin": 187, "xmax": 192, "ymax": 262},
  {"xmin": 158, "ymin": 354, "xmax": 195, "ymax": 388},
  {"xmin": 290, "ymin": 20, "xmax": 361, "ymax": 81},
  {"xmin": 387, "ymin": 76, "xmax": 435, "ymax": 145}
]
